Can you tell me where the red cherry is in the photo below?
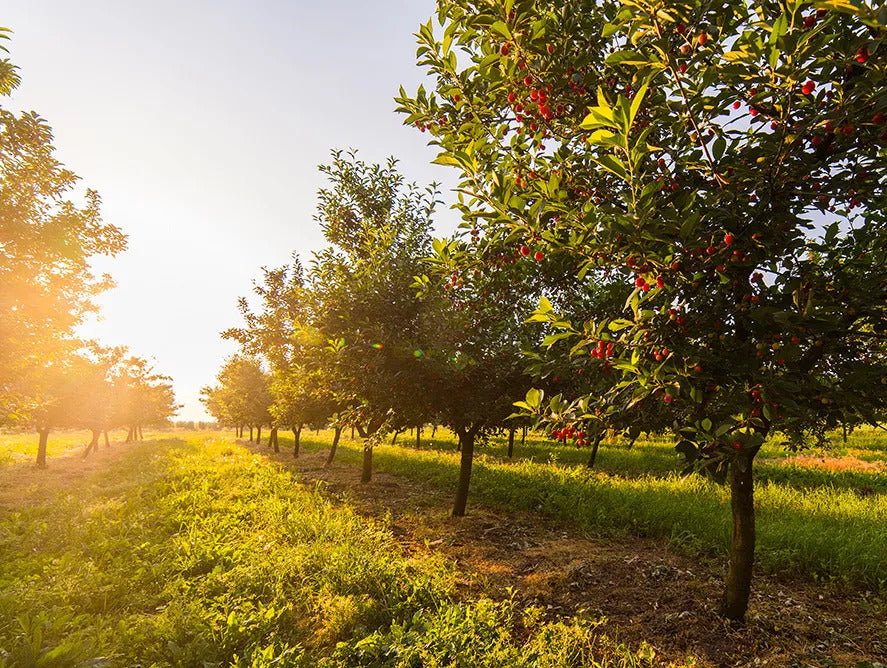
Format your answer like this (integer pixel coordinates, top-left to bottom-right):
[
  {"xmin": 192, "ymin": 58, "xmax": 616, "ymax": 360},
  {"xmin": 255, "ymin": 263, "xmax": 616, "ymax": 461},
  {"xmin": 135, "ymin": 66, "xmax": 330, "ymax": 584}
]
[
  {"xmin": 676, "ymin": 23, "xmax": 686, "ymax": 35},
  {"xmin": 520, "ymin": 245, "xmax": 531, "ymax": 257},
  {"xmin": 523, "ymin": 75, "xmax": 533, "ymax": 87},
  {"xmin": 453, "ymin": 94, "xmax": 461, "ymax": 103},
  {"xmin": 732, "ymin": 101, "xmax": 741, "ymax": 110},
  {"xmin": 856, "ymin": 46, "xmax": 869, "ymax": 64},
  {"xmin": 842, "ymin": 124, "xmax": 854, "ymax": 136},
  {"xmin": 706, "ymin": 245, "xmax": 717, "ymax": 255},
  {"xmin": 547, "ymin": 44, "xmax": 555, "ymax": 55},
  {"xmin": 802, "ymin": 80, "xmax": 816, "ymax": 95},
  {"xmin": 534, "ymin": 250, "xmax": 544, "ymax": 261},
  {"xmin": 698, "ymin": 32, "xmax": 708, "ymax": 46},
  {"xmin": 694, "ymin": 365, "xmax": 703, "ymax": 373},
  {"xmin": 873, "ymin": 112, "xmax": 886, "ymax": 124},
  {"xmin": 664, "ymin": 394, "xmax": 674, "ymax": 404},
  {"xmin": 724, "ymin": 233, "xmax": 734, "ymax": 245},
  {"xmin": 679, "ymin": 63, "xmax": 687, "ymax": 74},
  {"xmin": 732, "ymin": 441, "xmax": 741, "ymax": 450},
  {"xmin": 803, "ymin": 15, "xmax": 816, "ymax": 29},
  {"xmin": 656, "ymin": 276, "xmax": 665, "ymax": 289},
  {"xmin": 500, "ymin": 43, "xmax": 510, "ymax": 56},
  {"xmin": 507, "ymin": 91, "xmax": 517, "ymax": 104}
]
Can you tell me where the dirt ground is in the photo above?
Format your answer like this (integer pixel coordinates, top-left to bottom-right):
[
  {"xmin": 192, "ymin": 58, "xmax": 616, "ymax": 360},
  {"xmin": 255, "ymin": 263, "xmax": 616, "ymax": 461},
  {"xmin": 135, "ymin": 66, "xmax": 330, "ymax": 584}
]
[
  {"xmin": 252, "ymin": 443, "xmax": 887, "ymax": 667},
  {"xmin": 2, "ymin": 437, "xmax": 884, "ymax": 666}
]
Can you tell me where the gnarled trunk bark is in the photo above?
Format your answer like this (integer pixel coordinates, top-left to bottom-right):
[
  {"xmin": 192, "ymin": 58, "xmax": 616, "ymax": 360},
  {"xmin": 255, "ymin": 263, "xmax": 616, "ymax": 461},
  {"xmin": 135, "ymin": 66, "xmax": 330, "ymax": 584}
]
[
  {"xmin": 256, "ymin": 426, "xmax": 262, "ymax": 445},
  {"xmin": 249, "ymin": 426, "xmax": 254, "ymax": 442},
  {"xmin": 721, "ymin": 453, "xmax": 756, "ymax": 621},
  {"xmin": 103, "ymin": 431, "xmax": 110, "ymax": 448},
  {"xmin": 361, "ymin": 440, "xmax": 373, "ymax": 483},
  {"xmin": 507, "ymin": 428, "xmax": 515, "ymax": 458},
  {"xmin": 36, "ymin": 428, "xmax": 49, "ymax": 468},
  {"xmin": 138, "ymin": 425, "xmax": 143, "ymax": 440},
  {"xmin": 269, "ymin": 427, "xmax": 279, "ymax": 453},
  {"xmin": 325, "ymin": 426, "xmax": 342, "ymax": 467},
  {"xmin": 292, "ymin": 424, "xmax": 302, "ymax": 458},
  {"xmin": 452, "ymin": 427, "xmax": 477, "ymax": 517},
  {"xmin": 416, "ymin": 425, "xmax": 421, "ymax": 449},
  {"xmin": 84, "ymin": 429, "xmax": 100, "ymax": 457},
  {"xmin": 587, "ymin": 432, "xmax": 602, "ymax": 468}
]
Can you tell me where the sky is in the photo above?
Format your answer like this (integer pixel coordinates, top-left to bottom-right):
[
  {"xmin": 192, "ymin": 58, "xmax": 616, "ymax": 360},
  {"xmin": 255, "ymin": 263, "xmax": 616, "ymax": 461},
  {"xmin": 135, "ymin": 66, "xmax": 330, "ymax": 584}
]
[{"xmin": 4, "ymin": 1, "xmax": 461, "ymax": 420}]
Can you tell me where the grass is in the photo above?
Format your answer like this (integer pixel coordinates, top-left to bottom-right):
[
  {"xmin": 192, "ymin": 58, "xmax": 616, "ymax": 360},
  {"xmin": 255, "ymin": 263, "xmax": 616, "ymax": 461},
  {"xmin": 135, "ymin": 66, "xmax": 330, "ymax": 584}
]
[
  {"xmin": 0, "ymin": 434, "xmax": 668, "ymax": 667},
  {"xmin": 0, "ymin": 429, "xmax": 122, "ymax": 466},
  {"xmin": 287, "ymin": 427, "xmax": 887, "ymax": 591}
]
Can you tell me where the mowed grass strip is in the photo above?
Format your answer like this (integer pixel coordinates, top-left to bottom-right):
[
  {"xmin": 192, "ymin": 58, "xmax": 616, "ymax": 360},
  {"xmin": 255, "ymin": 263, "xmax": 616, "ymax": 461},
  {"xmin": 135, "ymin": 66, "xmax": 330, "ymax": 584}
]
[
  {"xmin": 292, "ymin": 430, "xmax": 887, "ymax": 591},
  {"xmin": 0, "ymin": 435, "xmax": 664, "ymax": 667}
]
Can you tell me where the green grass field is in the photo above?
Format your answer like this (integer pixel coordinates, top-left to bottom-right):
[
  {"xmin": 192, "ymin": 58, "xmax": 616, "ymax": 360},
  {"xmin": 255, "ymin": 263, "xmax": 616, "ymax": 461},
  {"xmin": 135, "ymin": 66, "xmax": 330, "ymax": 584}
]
[
  {"xmin": 0, "ymin": 434, "xmax": 665, "ymax": 667},
  {"xmin": 1, "ymin": 428, "xmax": 884, "ymax": 665},
  {"xmin": 288, "ymin": 427, "xmax": 887, "ymax": 591}
]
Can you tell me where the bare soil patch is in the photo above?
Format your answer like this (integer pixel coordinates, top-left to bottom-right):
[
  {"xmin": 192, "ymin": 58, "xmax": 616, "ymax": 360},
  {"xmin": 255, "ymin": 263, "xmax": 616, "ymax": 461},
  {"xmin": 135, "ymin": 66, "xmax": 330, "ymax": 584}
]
[{"xmin": 250, "ymin": 440, "xmax": 887, "ymax": 667}]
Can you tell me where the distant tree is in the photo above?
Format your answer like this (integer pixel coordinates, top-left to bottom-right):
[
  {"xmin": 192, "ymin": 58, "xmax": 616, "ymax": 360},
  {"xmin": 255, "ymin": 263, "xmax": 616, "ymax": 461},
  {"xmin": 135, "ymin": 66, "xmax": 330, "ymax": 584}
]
[
  {"xmin": 201, "ymin": 355, "xmax": 271, "ymax": 443},
  {"xmin": 0, "ymin": 29, "xmax": 126, "ymax": 425},
  {"xmin": 307, "ymin": 150, "xmax": 440, "ymax": 482},
  {"xmin": 110, "ymin": 356, "xmax": 178, "ymax": 445}
]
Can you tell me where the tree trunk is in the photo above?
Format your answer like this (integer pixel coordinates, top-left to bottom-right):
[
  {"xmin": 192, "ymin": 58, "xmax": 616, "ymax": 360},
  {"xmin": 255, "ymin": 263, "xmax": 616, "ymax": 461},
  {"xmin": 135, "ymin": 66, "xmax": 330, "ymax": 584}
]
[
  {"xmin": 351, "ymin": 426, "xmax": 355, "ymax": 440},
  {"xmin": 36, "ymin": 428, "xmax": 49, "ymax": 468},
  {"xmin": 587, "ymin": 433, "xmax": 602, "ymax": 468},
  {"xmin": 103, "ymin": 431, "xmax": 110, "ymax": 448},
  {"xmin": 391, "ymin": 429, "xmax": 400, "ymax": 445},
  {"xmin": 416, "ymin": 425, "xmax": 421, "ymax": 449},
  {"xmin": 361, "ymin": 439, "xmax": 373, "ymax": 483},
  {"xmin": 125, "ymin": 426, "xmax": 133, "ymax": 443},
  {"xmin": 521, "ymin": 425, "xmax": 527, "ymax": 445},
  {"xmin": 721, "ymin": 454, "xmax": 756, "ymax": 621},
  {"xmin": 249, "ymin": 426, "xmax": 254, "ymax": 442},
  {"xmin": 270, "ymin": 427, "xmax": 279, "ymax": 453},
  {"xmin": 325, "ymin": 426, "xmax": 342, "ymax": 467},
  {"xmin": 138, "ymin": 425, "xmax": 143, "ymax": 440},
  {"xmin": 256, "ymin": 426, "xmax": 262, "ymax": 445},
  {"xmin": 452, "ymin": 428, "xmax": 476, "ymax": 517},
  {"xmin": 292, "ymin": 424, "xmax": 302, "ymax": 458},
  {"xmin": 432, "ymin": 424, "xmax": 438, "ymax": 437},
  {"xmin": 507, "ymin": 428, "xmax": 515, "ymax": 458},
  {"xmin": 84, "ymin": 429, "xmax": 100, "ymax": 457}
]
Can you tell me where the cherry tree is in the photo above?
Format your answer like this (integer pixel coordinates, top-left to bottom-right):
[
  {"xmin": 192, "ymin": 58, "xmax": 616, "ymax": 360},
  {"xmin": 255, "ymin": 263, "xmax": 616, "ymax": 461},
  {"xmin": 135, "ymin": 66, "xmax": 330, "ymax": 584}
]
[{"xmin": 399, "ymin": 0, "xmax": 887, "ymax": 620}]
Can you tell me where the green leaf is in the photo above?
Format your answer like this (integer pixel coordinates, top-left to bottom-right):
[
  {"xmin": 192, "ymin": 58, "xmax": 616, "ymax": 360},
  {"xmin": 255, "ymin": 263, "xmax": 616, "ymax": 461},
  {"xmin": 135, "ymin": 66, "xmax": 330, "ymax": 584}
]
[
  {"xmin": 594, "ymin": 154, "xmax": 629, "ymax": 181},
  {"xmin": 490, "ymin": 20, "xmax": 512, "ymax": 41},
  {"xmin": 526, "ymin": 387, "xmax": 544, "ymax": 409},
  {"xmin": 628, "ymin": 79, "xmax": 651, "ymax": 128},
  {"xmin": 770, "ymin": 14, "xmax": 787, "ymax": 46},
  {"xmin": 605, "ymin": 50, "xmax": 650, "ymax": 66}
]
